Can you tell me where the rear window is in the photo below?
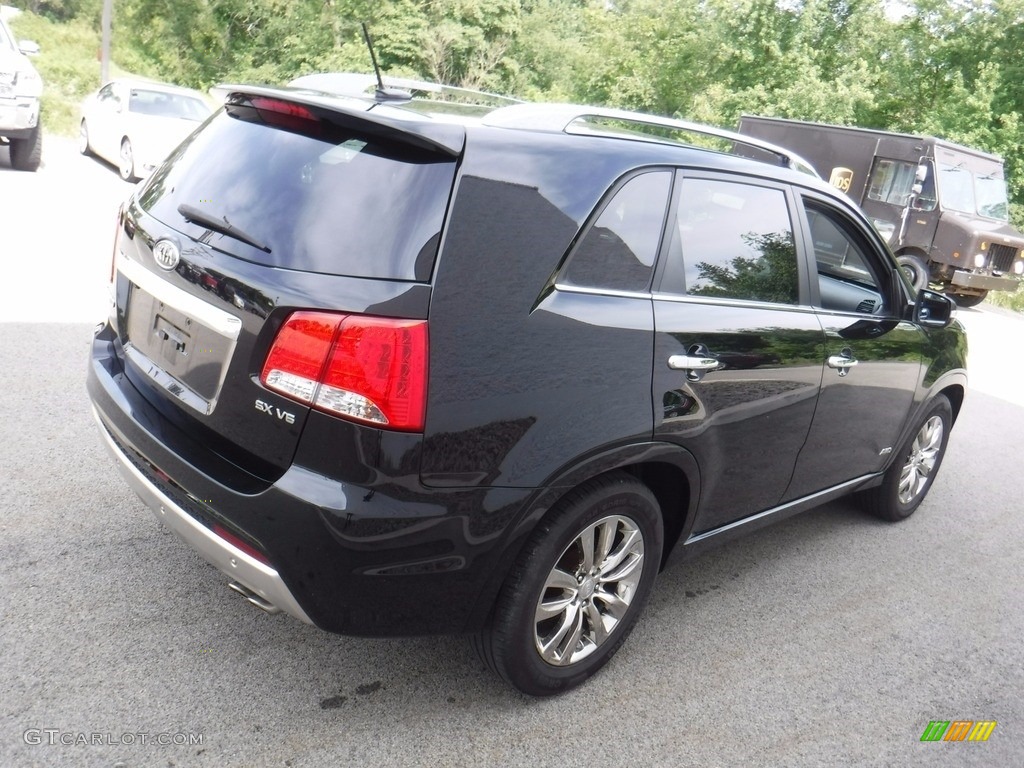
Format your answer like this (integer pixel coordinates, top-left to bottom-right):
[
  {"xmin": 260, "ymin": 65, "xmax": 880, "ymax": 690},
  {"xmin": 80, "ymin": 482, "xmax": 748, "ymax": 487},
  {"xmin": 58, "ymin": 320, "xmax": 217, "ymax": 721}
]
[{"xmin": 138, "ymin": 102, "xmax": 457, "ymax": 281}]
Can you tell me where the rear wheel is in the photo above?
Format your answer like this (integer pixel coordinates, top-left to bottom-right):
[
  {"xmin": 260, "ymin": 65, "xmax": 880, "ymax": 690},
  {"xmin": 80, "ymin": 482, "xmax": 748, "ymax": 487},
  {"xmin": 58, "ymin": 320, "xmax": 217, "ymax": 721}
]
[
  {"xmin": 950, "ymin": 291, "xmax": 987, "ymax": 308},
  {"xmin": 897, "ymin": 253, "xmax": 930, "ymax": 292},
  {"xmin": 860, "ymin": 395, "xmax": 951, "ymax": 522},
  {"xmin": 119, "ymin": 138, "xmax": 136, "ymax": 182},
  {"xmin": 10, "ymin": 125, "xmax": 42, "ymax": 172},
  {"xmin": 474, "ymin": 472, "xmax": 662, "ymax": 696}
]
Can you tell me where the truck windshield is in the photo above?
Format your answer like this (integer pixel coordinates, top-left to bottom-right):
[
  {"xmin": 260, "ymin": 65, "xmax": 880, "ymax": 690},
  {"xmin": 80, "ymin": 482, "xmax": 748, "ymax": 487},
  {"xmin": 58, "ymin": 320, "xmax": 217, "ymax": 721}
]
[{"xmin": 938, "ymin": 163, "xmax": 1009, "ymax": 222}]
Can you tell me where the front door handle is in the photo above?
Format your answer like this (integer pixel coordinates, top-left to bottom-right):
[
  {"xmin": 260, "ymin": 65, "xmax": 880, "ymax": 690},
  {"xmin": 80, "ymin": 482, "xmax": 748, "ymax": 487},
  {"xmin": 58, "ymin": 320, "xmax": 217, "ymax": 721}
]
[{"xmin": 827, "ymin": 348, "xmax": 858, "ymax": 377}]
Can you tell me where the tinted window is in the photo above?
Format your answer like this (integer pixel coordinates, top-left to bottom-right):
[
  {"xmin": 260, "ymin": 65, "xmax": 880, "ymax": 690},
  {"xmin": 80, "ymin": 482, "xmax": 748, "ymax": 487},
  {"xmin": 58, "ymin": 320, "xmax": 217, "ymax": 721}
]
[
  {"xmin": 562, "ymin": 171, "xmax": 671, "ymax": 292},
  {"xmin": 805, "ymin": 202, "xmax": 887, "ymax": 315},
  {"xmin": 138, "ymin": 106, "xmax": 456, "ymax": 281},
  {"xmin": 663, "ymin": 178, "xmax": 798, "ymax": 304}
]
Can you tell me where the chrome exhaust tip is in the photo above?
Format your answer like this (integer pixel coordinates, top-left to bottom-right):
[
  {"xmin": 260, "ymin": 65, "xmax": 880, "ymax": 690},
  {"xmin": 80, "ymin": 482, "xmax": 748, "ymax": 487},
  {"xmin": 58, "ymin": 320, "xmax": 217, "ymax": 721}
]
[{"xmin": 228, "ymin": 580, "xmax": 282, "ymax": 615}]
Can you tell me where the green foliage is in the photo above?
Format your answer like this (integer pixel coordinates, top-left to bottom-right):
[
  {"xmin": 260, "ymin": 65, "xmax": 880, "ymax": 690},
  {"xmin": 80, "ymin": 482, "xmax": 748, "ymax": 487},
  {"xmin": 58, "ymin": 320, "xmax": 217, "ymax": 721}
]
[{"xmin": 16, "ymin": 0, "xmax": 1024, "ymax": 230}]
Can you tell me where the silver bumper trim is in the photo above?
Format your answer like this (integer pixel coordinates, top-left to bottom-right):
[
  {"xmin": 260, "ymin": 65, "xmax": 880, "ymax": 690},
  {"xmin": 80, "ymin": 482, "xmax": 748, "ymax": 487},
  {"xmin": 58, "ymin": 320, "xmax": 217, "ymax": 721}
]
[{"xmin": 91, "ymin": 406, "xmax": 314, "ymax": 625}]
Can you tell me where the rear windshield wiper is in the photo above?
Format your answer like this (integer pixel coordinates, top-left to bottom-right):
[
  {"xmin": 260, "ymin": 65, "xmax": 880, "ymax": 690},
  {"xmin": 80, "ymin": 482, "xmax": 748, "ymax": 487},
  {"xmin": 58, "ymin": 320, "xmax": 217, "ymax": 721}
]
[{"xmin": 177, "ymin": 203, "xmax": 271, "ymax": 253}]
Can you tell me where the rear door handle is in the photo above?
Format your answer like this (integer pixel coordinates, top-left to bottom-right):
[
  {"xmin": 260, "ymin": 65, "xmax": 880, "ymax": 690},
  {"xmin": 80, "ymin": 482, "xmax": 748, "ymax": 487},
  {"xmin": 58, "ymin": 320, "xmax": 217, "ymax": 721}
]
[
  {"xmin": 827, "ymin": 348, "xmax": 858, "ymax": 377},
  {"xmin": 668, "ymin": 344, "xmax": 721, "ymax": 382},
  {"xmin": 668, "ymin": 355, "xmax": 720, "ymax": 372}
]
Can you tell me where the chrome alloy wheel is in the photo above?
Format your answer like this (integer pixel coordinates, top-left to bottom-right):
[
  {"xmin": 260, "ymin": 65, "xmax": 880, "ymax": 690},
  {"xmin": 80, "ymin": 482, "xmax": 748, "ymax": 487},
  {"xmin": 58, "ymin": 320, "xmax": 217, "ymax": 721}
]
[
  {"xmin": 534, "ymin": 514, "xmax": 645, "ymax": 666},
  {"xmin": 898, "ymin": 415, "xmax": 944, "ymax": 505}
]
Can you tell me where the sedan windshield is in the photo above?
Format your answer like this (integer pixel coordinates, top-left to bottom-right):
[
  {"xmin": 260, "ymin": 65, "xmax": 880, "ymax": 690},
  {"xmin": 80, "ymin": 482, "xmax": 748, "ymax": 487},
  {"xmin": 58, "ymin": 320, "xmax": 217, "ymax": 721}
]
[{"xmin": 937, "ymin": 163, "xmax": 1009, "ymax": 222}]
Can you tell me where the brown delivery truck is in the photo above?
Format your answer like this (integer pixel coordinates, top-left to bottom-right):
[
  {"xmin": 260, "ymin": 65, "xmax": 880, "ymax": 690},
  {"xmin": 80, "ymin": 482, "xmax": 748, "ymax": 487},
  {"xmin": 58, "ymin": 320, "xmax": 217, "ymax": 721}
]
[{"xmin": 738, "ymin": 115, "xmax": 1024, "ymax": 307}]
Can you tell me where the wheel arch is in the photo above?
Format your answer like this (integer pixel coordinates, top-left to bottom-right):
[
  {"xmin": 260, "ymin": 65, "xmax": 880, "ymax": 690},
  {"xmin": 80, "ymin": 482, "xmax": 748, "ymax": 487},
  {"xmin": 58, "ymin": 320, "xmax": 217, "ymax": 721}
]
[
  {"xmin": 940, "ymin": 383, "xmax": 965, "ymax": 425},
  {"xmin": 895, "ymin": 246, "xmax": 931, "ymax": 261},
  {"xmin": 464, "ymin": 442, "xmax": 700, "ymax": 632}
]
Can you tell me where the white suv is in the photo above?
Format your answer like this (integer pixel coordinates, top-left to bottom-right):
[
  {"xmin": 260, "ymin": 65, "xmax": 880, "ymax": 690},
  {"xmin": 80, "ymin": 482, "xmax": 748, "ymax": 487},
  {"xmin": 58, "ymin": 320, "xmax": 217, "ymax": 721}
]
[{"xmin": 0, "ymin": 13, "xmax": 42, "ymax": 171}]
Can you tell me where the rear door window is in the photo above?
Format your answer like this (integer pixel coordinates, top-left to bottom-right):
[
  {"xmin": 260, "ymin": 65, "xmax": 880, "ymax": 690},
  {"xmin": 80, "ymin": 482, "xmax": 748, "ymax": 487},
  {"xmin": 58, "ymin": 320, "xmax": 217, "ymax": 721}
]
[
  {"xmin": 660, "ymin": 177, "xmax": 799, "ymax": 305},
  {"xmin": 138, "ymin": 102, "xmax": 457, "ymax": 282}
]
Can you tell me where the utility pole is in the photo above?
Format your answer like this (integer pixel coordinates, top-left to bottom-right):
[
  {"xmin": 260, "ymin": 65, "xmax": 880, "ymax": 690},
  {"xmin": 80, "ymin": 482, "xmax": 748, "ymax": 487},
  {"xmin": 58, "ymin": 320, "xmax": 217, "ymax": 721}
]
[{"xmin": 100, "ymin": 0, "xmax": 112, "ymax": 83}]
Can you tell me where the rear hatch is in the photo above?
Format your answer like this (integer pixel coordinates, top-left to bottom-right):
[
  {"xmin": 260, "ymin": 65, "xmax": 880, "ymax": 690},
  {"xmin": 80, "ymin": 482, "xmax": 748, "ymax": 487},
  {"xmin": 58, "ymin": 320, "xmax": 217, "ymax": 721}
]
[{"xmin": 111, "ymin": 88, "xmax": 462, "ymax": 481}]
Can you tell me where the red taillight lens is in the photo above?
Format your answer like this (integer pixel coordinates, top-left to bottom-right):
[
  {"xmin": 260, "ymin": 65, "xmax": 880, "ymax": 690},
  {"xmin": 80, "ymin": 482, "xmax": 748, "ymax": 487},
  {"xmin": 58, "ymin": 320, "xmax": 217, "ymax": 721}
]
[
  {"xmin": 213, "ymin": 523, "xmax": 270, "ymax": 565},
  {"xmin": 261, "ymin": 312, "xmax": 339, "ymax": 402},
  {"xmin": 261, "ymin": 312, "xmax": 428, "ymax": 432}
]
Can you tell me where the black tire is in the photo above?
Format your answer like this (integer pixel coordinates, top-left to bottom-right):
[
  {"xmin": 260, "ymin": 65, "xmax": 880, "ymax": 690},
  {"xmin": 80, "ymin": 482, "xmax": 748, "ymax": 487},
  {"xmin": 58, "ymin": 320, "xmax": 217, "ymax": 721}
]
[
  {"xmin": 9, "ymin": 125, "xmax": 42, "ymax": 172},
  {"xmin": 78, "ymin": 120, "xmax": 92, "ymax": 156},
  {"xmin": 897, "ymin": 253, "xmax": 930, "ymax": 292},
  {"xmin": 950, "ymin": 292, "xmax": 987, "ymax": 309},
  {"xmin": 474, "ymin": 471, "xmax": 663, "ymax": 696},
  {"xmin": 860, "ymin": 395, "xmax": 952, "ymax": 522},
  {"xmin": 119, "ymin": 138, "xmax": 136, "ymax": 182}
]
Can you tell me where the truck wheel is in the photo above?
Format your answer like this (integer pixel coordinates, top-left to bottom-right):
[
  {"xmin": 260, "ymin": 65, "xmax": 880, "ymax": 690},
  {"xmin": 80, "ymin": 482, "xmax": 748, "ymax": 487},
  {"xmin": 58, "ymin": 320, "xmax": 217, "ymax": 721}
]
[
  {"xmin": 9, "ymin": 125, "xmax": 42, "ymax": 172},
  {"xmin": 474, "ymin": 472, "xmax": 662, "ymax": 696},
  {"xmin": 860, "ymin": 395, "xmax": 951, "ymax": 522},
  {"xmin": 950, "ymin": 292, "xmax": 986, "ymax": 308},
  {"xmin": 896, "ymin": 254, "xmax": 929, "ymax": 292}
]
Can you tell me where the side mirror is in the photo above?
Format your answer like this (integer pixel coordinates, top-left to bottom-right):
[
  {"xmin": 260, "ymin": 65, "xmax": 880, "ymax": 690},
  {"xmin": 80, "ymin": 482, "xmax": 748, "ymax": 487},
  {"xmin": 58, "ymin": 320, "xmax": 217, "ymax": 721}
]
[
  {"xmin": 18, "ymin": 39, "xmax": 41, "ymax": 56},
  {"xmin": 914, "ymin": 289, "xmax": 956, "ymax": 328}
]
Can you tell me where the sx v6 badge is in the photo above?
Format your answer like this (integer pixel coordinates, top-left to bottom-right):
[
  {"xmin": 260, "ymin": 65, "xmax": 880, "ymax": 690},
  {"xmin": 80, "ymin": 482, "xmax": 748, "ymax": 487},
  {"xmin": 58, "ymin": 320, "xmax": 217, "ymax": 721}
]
[{"xmin": 255, "ymin": 399, "xmax": 296, "ymax": 425}]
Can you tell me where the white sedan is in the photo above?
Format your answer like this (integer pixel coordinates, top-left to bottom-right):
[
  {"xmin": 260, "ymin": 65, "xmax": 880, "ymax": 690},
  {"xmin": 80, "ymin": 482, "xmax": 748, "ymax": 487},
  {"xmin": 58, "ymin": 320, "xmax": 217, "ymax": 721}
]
[{"xmin": 79, "ymin": 79, "xmax": 213, "ymax": 181}]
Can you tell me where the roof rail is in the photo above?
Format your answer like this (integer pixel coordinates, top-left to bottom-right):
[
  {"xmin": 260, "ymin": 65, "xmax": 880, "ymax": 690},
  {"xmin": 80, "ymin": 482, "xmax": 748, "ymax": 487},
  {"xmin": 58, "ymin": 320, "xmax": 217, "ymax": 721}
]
[{"xmin": 482, "ymin": 103, "xmax": 821, "ymax": 178}]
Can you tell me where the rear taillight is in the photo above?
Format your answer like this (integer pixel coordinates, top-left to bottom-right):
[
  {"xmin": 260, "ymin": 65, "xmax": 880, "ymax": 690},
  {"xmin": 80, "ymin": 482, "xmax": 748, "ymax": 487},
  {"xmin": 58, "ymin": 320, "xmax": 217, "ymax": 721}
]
[{"xmin": 261, "ymin": 312, "xmax": 428, "ymax": 432}]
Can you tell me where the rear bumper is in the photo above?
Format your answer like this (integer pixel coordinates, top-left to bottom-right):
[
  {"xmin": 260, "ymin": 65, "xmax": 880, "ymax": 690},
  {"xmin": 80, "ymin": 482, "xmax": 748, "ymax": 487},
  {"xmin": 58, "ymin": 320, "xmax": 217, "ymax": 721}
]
[
  {"xmin": 951, "ymin": 269, "xmax": 1019, "ymax": 292},
  {"xmin": 92, "ymin": 404, "xmax": 314, "ymax": 625},
  {"xmin": 87, "ymin": 320, "xmax": 533, "ymax": 636}
]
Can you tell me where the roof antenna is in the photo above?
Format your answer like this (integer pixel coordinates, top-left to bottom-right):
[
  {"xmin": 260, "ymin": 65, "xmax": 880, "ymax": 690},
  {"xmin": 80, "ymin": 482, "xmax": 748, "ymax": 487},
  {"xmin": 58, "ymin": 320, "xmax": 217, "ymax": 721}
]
[{"xmin": 361, "ymin": 22, "xmax": 410, "ymax": 102}]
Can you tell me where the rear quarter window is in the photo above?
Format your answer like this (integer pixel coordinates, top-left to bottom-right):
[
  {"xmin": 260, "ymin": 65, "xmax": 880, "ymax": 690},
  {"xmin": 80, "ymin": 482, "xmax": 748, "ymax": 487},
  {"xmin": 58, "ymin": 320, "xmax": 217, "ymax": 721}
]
[{"xmin": 138, "ymin": 106, "xmax": 457, "ymax": 282}]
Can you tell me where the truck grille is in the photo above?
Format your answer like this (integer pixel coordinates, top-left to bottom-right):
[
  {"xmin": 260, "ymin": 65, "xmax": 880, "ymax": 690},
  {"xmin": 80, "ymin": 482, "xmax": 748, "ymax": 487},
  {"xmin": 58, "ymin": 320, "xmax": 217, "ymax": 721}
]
[{"xmin": 989, "ymin": 243, "xmax": 1017, "ymax": 273}]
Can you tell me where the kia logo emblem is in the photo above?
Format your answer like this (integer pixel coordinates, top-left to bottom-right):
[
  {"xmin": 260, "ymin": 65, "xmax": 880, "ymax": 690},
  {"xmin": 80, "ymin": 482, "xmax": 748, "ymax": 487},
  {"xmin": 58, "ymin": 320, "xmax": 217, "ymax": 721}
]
[{"xmin": 153, "ymin": 239, "xmax": 180, "ymax": 271}]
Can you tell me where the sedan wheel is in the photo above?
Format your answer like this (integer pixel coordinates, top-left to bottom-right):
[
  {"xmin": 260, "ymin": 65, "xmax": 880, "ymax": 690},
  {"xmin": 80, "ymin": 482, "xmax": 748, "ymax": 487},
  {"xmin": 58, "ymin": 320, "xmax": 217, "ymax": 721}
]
[
  {"xmin": 119, "ymin": 138, "xmax": 136, "ymax": 182},
  {"xmin": 474, "ymin": 472, "xmax": 662, "ymax": 696}
]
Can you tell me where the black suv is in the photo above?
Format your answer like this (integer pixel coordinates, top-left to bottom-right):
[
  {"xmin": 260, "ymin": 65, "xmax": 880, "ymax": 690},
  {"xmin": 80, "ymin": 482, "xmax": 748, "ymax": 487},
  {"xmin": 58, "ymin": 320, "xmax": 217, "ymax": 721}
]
[{"xmin": 87, "ymin": 80, "xmax": 967, "ymax": 696}]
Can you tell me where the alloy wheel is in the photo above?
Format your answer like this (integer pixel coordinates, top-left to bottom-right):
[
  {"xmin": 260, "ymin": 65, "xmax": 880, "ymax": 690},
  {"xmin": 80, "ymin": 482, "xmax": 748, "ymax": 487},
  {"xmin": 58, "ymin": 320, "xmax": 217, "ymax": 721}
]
[
  {"xmin": 534, "ymin": 514, "xmax": 645, "ymax": 666},
  {"xmin": 898, "ymin": 415, "xmax": 944, "ymax": 504}
]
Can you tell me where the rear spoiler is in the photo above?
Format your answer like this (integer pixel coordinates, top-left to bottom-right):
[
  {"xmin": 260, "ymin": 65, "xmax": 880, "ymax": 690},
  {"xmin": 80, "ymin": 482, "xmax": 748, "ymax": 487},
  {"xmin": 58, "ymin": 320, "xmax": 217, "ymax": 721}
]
[{"xmin": 212, "ymin": 83, "xmax": 466, "ymax": 157}]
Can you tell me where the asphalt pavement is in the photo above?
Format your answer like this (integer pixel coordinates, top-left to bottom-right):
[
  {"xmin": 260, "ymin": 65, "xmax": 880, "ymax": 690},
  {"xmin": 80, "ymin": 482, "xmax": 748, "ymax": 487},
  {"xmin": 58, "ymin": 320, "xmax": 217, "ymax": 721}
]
[{"xmin": 1, "ymin": 138, "xmax": 1022, "ymax": 767}]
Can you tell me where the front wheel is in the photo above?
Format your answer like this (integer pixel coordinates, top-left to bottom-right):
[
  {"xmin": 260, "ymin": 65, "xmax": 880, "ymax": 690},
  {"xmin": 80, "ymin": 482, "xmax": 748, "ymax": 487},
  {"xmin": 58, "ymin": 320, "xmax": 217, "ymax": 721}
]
[
  {"xmin": 897, "ymin": 254, "xmax": 930, "ymax": 292},
  {"xmin": 474, "ymin": 472, "xmax": 663, "ymax": 696},
  {"xmin": 9, "ymin": 125, "xmax": 42, "ymax": 171},
  {"xmin": 860, "ymin": 395, "xmax": 952, "ymax": 522},
  {"xmin": 950, "ymin": 291, "xmax": 987, "ymax": 308}
]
